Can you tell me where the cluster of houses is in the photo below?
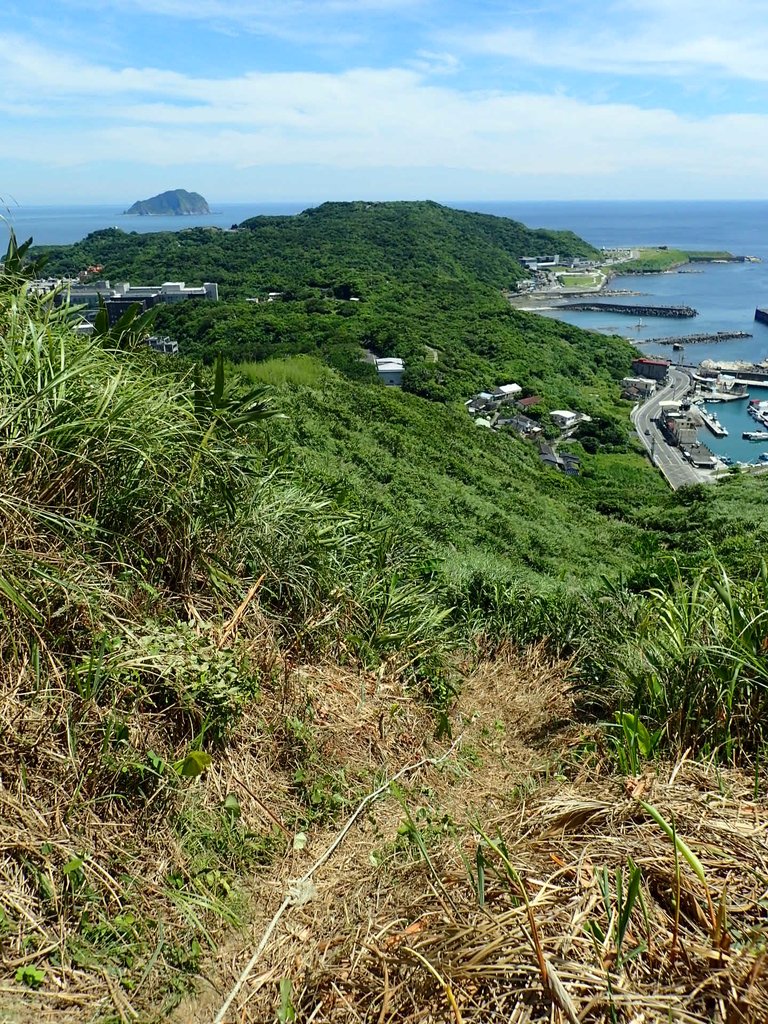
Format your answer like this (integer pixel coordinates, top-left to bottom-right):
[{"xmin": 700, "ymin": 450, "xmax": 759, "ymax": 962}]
[
  {"xmin": 29, "ymin": 277, "xmax": 219, "ymax": 352},
  {"xmin": 518, "ymin": 254, "xmax": 595, "ymax": 272},
  {"xmin": 45, "ymin": 278, "xmax": 219, "ymax": 326},
  {"xmin": 515, "ymin": 253, "xmax": 600, "ymax": 292},
  {"xmin": 464, "ymin": 382, "xmax": 541, "ymax": 435},
  {"xmin": 621, "ymin": 375, "xmax": 657, "ymax": 401},
  {"xmin": 656, "ymin": 400, "xmax": 717, "ymax": 469},
  {"xmin": 620, "ymin": 358, "xmax": 672, "ymax": 400},
  {"xmin": 25, "ymin": 275, "xmax": 221, "ymax": 355},
  {"xmin": 464, "ymin": 382, "xmax": 589, "ymax": 476}
]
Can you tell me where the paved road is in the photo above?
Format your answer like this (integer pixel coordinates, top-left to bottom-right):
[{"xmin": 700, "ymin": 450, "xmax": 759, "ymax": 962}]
[{"xmin": 630, "ymin": 368, "xmax": 711, "ymax": 489}]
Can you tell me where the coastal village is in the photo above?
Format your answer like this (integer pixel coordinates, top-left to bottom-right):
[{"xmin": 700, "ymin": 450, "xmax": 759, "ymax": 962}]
[
  {"xmin": 26, "ymin": 246, "xmax": 768, "ymax": 489},
  {"xmin": 504, "ymin": 249, "xmax": 768, "ymax": 486}
]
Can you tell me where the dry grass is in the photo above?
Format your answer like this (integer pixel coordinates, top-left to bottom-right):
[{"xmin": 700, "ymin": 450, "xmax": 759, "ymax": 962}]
[
  {"xmin": 5, "ymin": 641, "xmax": 768, "ymax": 1023},
  {"xmin": 325, "ymin": 761, "xmax": 768, "ymax": 1024},
  {"xmin": 0, "ymin": 640, "xmax": 438, "ymax": 1023},
  {"xmin": 173, "ymin": 650, "xmax": 768, "ymax": 1024}
]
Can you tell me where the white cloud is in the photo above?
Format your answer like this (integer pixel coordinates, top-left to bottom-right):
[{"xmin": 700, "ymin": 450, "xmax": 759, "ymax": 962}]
[
  {"xmin": 408, "ymin": 50, "xmax": 461, "ymax": 75},
  {"xmin": 4, "ymin": 32, "xmax": 768, "ymax": 198},
  {"xmin": 453, "ymin": 0, "xmax": 768, "ymax": 83}
]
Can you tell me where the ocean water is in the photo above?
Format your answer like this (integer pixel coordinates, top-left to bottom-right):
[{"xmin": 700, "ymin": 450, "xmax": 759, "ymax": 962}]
[
  {"xmin": 8, "ymin": 198, "xmax": 768, "ymax": 253},
  {"xmin": 537, "ymin": 262, "xmax": 768, "ymax": 362},
  {"xmin": 455, "ymin": 200, "xmax": 768, "ymax": 253},
  {"xmin": 0, "ymin": 202, "xmax": 308, "ymax": 246}
]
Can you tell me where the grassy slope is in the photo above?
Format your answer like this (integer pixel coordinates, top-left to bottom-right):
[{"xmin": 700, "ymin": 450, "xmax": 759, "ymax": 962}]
[
  {"xmin": 241, "ymin": 356, "xmax": 664, "ymax": 588},
  {"xmin": 0, "ymin": 282, "xmax": 468, "ymax": 1018},
  {"xmin": 618, "ymin": 247, "xmax": 736, "ymax": 273}
]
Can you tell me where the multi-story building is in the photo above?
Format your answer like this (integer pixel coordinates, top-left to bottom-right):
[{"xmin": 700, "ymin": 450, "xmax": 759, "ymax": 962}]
[
  {"xmin": 52, "ymin": 279, "xmax": 218, "ymax": 324},
  {"xmin": 631, "ymin": 357, "xmax": 670, "ymax": 381}
]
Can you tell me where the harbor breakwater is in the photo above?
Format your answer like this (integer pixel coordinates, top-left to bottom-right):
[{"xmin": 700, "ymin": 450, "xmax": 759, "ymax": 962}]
[
  {"xmin": 558, "ymin": 302, "xmax": 698, "ymax": 318},
  {"xmin": 649, "ymin": 331, "xmax": 752, "ymax": 346}
]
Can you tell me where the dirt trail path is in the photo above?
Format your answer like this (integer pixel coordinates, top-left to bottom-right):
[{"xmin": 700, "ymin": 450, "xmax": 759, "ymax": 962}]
[
  {"xmin": 176, "ymin": 650, "xmax": 768, "ymax": 1024},
  {"xmin": 172, "ymin": 651, "xmax": 581, "ymax": 1023}
]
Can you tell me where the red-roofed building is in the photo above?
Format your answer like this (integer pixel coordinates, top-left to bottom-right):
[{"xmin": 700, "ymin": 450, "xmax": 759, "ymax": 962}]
[
  {"xmin": 516, "ymin": 395, "xmax": 542, "ymax": 409},
  {"xmin": 631, "ymin": 357, "xmax": 670, "ymax": 381}
]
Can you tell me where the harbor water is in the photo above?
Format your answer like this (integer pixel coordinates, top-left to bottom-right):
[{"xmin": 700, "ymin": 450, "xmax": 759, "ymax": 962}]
[
  {"xmin": 700, "ymin": 394, "xmax": 768, "ymax": 465},
  {"xmin": 538, "ymin": 261, "xmax": 768, "ymax": 366}
]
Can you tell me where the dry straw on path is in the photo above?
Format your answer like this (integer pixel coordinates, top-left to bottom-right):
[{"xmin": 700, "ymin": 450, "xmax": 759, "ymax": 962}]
[{"xmin": 201, "ymin": 655, "xmax": 768, "ymax": 1023}]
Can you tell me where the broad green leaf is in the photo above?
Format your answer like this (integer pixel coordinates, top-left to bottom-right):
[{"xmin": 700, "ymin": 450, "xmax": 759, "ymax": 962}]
[
  {"xmin": 62, "ymin": 856, "xmax": 84, "ymax": 877},
  {"xmin": 223, "ymin": 793, "xmax": 241, "ymax": 818},
  {"xmin": 177, "ymin": 750, "xmax": 213, "ymax": 777},
  {"xmin": 16, "ymin": 965, "xmax": 45, "ymax": 989}
]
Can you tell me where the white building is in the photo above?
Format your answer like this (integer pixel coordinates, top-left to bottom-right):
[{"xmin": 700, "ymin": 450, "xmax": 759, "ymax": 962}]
[
  {"xmin": 493, "ymin": 383, "xmax": 522, "ymax": 401},
  {"xmin": 551, "ymin": 410, "xmax": 579, "ymax": 430},
  {"xmin": 622, "ymin": 376, "xmax": 656, "ymax": 397},
  {"xmin": 159, "ymin": 281, "xmax": 219, "ymax": 302},
  {"xmin": 375, "ymin": 357, "xmax": 405, "ymax": 386}
]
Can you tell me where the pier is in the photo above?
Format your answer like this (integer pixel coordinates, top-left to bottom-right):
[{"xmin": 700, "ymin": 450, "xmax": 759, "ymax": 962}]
[
  {"xmin": 649, "ymin": 331, "xmax": 751, "ymax": 346},
  {"xmin": 559, "ymin": 302, "xmax": 698, "ymax": 318},
  {"xmin": 698, "ymin": 408, "xmax": 728, "ymax": 437}
]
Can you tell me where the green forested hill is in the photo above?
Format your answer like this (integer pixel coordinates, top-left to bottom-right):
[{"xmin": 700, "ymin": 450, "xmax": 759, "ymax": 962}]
[
  {"xmin": 34, "ymin": 200, "xmax": 669, "ymax": 589},
  {"xmin": 41, "ymin": 200, "xmax": 598, "ymax": 296},
  {"xmin": 39, "ymin": 201, "xmax": 623, "ymax": 406},
  {"xmin": 153, "ymin": 283, "xmax": 632, "ymax": 405}
]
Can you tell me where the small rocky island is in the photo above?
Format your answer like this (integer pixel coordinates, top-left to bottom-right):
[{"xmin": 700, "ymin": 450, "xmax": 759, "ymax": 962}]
[{"xmin": 124, "ymin": 189, "xmax": 210, "ymax": 216}]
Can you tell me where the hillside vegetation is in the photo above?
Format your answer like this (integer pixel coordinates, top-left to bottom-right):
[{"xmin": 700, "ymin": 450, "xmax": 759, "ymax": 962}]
[
  {"xmin": 5, "ymin": 209, "xmax": 768, "ymax": 1022},
  {"xmin": 618, "ymin": 246, "xmax": 736, "ymax": 273},
  {"xmin": 43, "ymin": 201, "xmax": 599, "ymax": 295},
  {"xmin": 42, "ymin": 202, "xmax": 614, "ymax": 404}
]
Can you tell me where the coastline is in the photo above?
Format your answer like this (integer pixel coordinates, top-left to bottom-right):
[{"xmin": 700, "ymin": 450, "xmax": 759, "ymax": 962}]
[{"xmin": 507, "ymin": 246, "xmax": 758, "ymax": 313}]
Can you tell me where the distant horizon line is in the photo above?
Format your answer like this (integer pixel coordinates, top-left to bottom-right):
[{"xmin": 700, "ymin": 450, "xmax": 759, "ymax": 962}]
[{"xmin": 5, "ymin": 197, "xmax": 768, "ymax": 208}]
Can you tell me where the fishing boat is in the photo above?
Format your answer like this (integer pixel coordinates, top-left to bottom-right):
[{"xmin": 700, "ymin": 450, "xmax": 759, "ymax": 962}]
[{"xmin": 742, "ymin": 431, "xmax": 768, "ymax": 441}]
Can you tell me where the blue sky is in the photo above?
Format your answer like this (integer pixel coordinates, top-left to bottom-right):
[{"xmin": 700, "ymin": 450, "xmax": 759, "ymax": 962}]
[{"xmin": 3, "ymin": 0, "xmax": 768, "ymax": 202}]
